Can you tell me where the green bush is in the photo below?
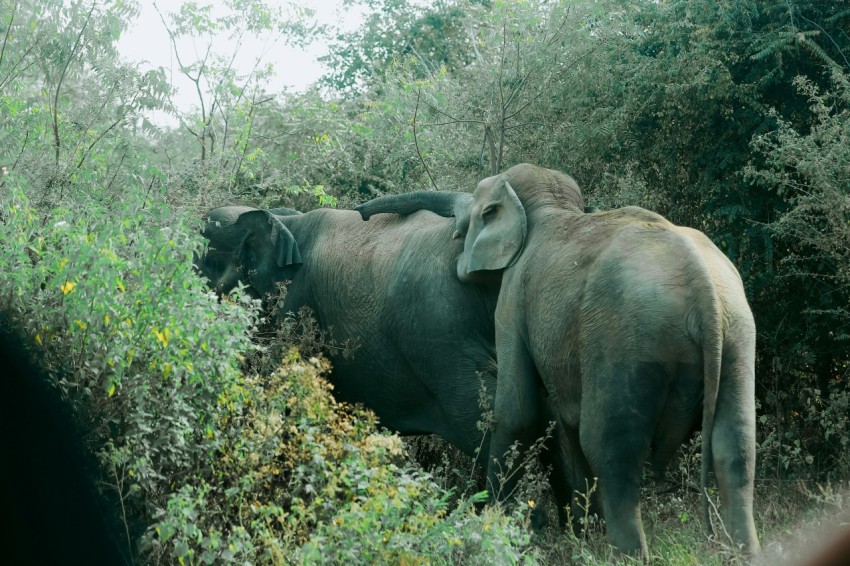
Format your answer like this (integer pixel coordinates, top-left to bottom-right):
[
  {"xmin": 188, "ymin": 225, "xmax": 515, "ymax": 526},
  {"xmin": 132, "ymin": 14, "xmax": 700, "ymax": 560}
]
[
  {"xmin": 144, "ymin": 353, "xmax": 539, "ymax": 564},
  {"xmin": 0, "ymin": 180, "xmax": 258, "ymax": 555},
  {"xmin": 746, "ymin": 70, "xmax": 850, "ymax": 477},
  {"xmin": 0, "ymin": 179, "xmax": 537, "ymax": 563}
]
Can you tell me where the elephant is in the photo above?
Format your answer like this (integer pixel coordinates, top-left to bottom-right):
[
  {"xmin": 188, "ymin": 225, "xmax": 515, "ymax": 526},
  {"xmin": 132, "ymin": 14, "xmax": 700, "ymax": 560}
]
[
  {"xmin": 353, "ymin": 163, "xmax": 759, "ymax": 558},
  {"xmin": 195, "ymin": 203, "xmax": 501, "ymax": 460},
  {"xmin": 197, "ymin": 205, "xmax": 301, "ymax": 297}
]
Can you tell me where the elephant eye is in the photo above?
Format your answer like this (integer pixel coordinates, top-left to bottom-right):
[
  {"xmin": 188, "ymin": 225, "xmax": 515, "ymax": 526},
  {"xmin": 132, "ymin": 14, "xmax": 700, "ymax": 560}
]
[{"xmin": 482, "ymin": 204, "xmax": 498, "ymax": 220}]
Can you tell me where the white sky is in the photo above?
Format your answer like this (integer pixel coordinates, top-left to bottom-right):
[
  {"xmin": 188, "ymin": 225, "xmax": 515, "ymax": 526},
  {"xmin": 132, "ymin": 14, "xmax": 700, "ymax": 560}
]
[{"xmin": 117, "ymin": 0, "xmax": 363, "ymax": 124}]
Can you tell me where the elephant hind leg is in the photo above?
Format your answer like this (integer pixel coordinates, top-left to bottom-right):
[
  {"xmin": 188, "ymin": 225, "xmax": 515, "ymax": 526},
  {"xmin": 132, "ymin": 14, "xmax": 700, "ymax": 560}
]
[
  {"xmin": 710, "ymin": 343, "xmax": 759, "ymax": 553},
  {"xmin": 649, "ymin": 361, "xmax": 704, "ymax": 481},
  {"xmin": 582, "ymin": 422, "xmax": 651, "ymax": 558},
  {"xmin": 580, "ymin": 361, "xmax": 669, "ymax": 558}
]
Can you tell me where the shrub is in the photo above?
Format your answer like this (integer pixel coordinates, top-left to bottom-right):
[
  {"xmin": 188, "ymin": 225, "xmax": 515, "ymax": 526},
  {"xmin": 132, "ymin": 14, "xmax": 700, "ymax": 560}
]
[
  {"xmin": 144, "ymin": 353, "xmax": 539, "ymax": 564},
  {"xmin": 0, "ymin": 180, "xmax": 258, "ymax": 555},
  {"xmin": 0, "ymin": 178, "xmax": 537, "ymax": 563},
  {"xmin": 746, "ymin": 70, "xmax": 850, "ymax": 478}
]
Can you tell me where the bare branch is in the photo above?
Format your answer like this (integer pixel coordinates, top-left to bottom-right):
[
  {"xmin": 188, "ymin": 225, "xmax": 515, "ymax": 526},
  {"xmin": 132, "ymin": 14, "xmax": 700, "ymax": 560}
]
[
  {"xmin": 76, "ymin": 92, "xmax": 142, "ymax": 169},
  {"xmin": 485, "ymin": 124, "xmax": 498, "ymax": 176},
  {"xmin": 419, "ymin": 119, "xmax": 486, "ymax": 128},
  {"xmin": 425, "ymin": 104, "xmax": 466, "ymax": 123},
  {"xmin": 799, "ymin": 13, "xmax": 850, "ymax": 69},
  {"xmin": 103, "ymin": 151, "xmax": 127, "ymax": 194},
  {"xmin": 496, "ymin": 22, "xmax": 508, "ymax": 172},
  {"xmin": 413, "ymin": 88, "xmax": 438, "ymax": 190},
  {"xmin": 503, "ymin": 46, "xmax": 599, "ymax": 123},
  {"xmin": 502, "ymin": 9, "xmax": 573, "ymax": 112},
  {"xmin": 0, "ymin": 1, "xmax": 18, "ymax": 73},
  {"xmin": 0, "ymin": 43, "xmax": 39, "ymax": 92},
  {"xmin": 11, "ymin": 129, "xmax": 29, "ymax": 172},
  {"xmin": 52, "ymin": 2, "xmax": 96, "ymax": 164}
]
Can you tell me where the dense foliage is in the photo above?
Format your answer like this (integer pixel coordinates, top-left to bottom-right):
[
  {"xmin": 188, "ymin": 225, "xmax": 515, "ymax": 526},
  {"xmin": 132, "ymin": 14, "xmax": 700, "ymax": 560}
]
[{"xmin": 1, "ymin": 0, "xmax": 848, "ymax": 563}]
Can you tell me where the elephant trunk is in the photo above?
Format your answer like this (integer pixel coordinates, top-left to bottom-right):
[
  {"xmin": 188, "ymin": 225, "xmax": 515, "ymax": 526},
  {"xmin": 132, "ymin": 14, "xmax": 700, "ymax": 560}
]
[{"xmin": 355, "ymin": 191, "xmax": 471, "ymax": 220}]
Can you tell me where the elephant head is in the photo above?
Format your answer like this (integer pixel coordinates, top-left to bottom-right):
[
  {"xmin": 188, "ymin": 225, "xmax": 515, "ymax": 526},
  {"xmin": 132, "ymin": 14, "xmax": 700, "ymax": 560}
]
[
  {"xmin": 231, "ymin": 210, "xmax": 302, "ymax": 298},
  {"xmin": 267, "ymin": 207, "xmax": 302, "ymax": 217},
  {"xmin": 196, "ymin": 207, "xmax": 302, "ymax": 298},
  {"xmin": 454, "ymin": 164, "xmax": 583, "ymax": 281},
  {"xmin": 197, "ymin": 205, "xmax": 259, "ymax": 294},
  {"xmin": 355, "ymin": 164, "xmax": 584, "ymax": 283},
  {"xmin": 453, "ymin": 175, "xmax": 528, "ymax": 281}
]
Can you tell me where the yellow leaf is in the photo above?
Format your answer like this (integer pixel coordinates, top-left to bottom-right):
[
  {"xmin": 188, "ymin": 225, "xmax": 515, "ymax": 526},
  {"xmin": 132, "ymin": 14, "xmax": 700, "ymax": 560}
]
[
  {"xmin": 60, "ymin": 281, "xmax": 76, "ymax": 295},
  {"xmin": 163, "ymin": 362, "xmax": 172, "ymax": 378},
  {"xmin": 154, "ymin": 328, "xmax": 169, "ymax": 347},
  {"xmin": 35, "ymin": 334, "xmax": 42, "ymax": 346},
  {"xmin": 103, "ymin": 314, "xmax": 110, "ymax": 325},
  {"xmin": 74, "ymin": 319, "xmax": 87, "ymax": 330},
  {"xmin": 108, "ymin": 383, "xmax": 116, "ymax": 397}
]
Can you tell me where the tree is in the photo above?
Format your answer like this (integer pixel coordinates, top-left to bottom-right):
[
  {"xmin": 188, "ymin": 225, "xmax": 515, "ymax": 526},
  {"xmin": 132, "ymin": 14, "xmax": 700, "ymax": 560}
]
[
  {"xmin": 0, "ymin": 0, "xmax": 169, "ymax": 206},
  {"xmin": 153, "ymin": 0, "xmax": 318, "ymax": 178},
  {"xmin": 321, "ymin": 0, "xmax": 474, "ymax": 94}
]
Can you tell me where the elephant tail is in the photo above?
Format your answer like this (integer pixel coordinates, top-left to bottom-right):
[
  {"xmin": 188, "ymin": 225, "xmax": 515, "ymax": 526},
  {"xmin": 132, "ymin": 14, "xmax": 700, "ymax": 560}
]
[{"xmin": 700, "ymin": 289, "xmax": 723, "ymax": 535}]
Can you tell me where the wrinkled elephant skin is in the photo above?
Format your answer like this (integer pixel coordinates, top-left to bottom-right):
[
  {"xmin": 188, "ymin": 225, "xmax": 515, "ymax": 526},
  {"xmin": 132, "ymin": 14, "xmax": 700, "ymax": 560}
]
[
  {"xmin": 358, "ymin": 164, "xmax": 759, "ymax": 559},
  {"xmin": 196, "ymin": 205, "xmax": 499, "ymax": 461}
]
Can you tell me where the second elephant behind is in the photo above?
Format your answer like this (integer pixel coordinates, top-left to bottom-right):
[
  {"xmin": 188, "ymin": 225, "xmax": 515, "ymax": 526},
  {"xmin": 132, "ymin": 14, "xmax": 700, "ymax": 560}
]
[{"xmin": 197, "ymin": 204, "xmax": 502, "ymax": 459}]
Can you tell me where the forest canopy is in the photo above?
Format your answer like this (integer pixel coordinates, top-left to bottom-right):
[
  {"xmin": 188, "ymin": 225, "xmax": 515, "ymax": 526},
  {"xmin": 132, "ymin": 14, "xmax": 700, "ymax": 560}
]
[{"xmin": 0, "ymin": 0, "xmax": 848, "ymax": 563}]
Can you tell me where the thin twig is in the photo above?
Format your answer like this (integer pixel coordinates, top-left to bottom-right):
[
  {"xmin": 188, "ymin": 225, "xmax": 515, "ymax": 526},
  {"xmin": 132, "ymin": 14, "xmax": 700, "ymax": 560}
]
[
  {"xmin": 11, "ymin": 129, "xmax": 28, "ymax": 172},
  {"xmin": 418, "ymin": 119, "xmax": 486, "ymax": 128},
  {"xmin": 77, "ymin": 92, "xmax": 140, "ymax": 169},
  {"xmin": 0, "ymin": 1, "xmax": 18, "ymax": 73},
  {"xmin": 412, "ymin": 88, "xmax": 437, "ymax": 190},
  {"xmin": 52, "ymin": 3, "xmax": 96, "ymax": 164},
  {"xmin": 799, "ymin": 13, "xmax": 850, "ymax": 69},
  {"xmin": 103, "ymin": 151, "xmax": 127, "ymax": 194}
]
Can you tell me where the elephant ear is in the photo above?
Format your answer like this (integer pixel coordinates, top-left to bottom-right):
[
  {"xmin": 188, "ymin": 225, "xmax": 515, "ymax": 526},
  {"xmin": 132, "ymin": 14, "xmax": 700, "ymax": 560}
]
[
  {"xmin": 466, "ymin": 176, "xmax": 527, "ymax": 273},
  {"xmin": 272, "ymin": 217, "xmax": 302, "ymax": 267},
  {"xmin": 235, "ymin": 210, "xmax": 302, "ymax": 269}
]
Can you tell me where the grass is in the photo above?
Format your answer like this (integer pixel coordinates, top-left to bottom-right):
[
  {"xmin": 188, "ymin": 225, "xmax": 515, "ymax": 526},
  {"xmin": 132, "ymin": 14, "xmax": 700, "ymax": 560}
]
[{"xmin": 404, "ymin": 434, "xmax": 850, "ymax": 565}]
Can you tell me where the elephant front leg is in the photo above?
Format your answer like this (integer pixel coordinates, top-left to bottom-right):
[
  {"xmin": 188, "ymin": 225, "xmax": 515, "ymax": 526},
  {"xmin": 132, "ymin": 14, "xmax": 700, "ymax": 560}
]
[{"xmin": 486, "ymin": 333, "xmax": 544, "ymax": 508}]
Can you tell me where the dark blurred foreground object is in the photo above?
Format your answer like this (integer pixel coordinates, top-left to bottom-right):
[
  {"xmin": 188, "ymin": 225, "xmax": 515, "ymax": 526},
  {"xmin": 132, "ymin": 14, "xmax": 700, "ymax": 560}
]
[
  {"xmin": 0, "ymin": 313, "xmax": 126, "ymax": 564},
  {"xmin": 805, "ymin": 527, "xmax": 850, "ymax": 566}
]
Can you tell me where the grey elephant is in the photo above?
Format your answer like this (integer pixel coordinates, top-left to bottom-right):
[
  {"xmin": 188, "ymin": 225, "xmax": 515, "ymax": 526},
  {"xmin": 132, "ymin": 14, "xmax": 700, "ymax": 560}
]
[
  {"xmin": 197, "ymin": 205, "xmax": 301, "ymax": 297},
  {"xmin": 195, "ymin": 203, "xmax": 500, "ymax": 459},
  {"xmin": 354, "ymin": 163, "xmax": 759, "ymax": 558}
]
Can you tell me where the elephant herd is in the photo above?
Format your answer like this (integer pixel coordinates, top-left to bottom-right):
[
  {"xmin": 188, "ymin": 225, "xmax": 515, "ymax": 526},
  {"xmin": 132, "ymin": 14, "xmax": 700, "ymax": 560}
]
[{"xmin": 196, "ymin": 163, "xmax": 759, "ymax": 558}]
